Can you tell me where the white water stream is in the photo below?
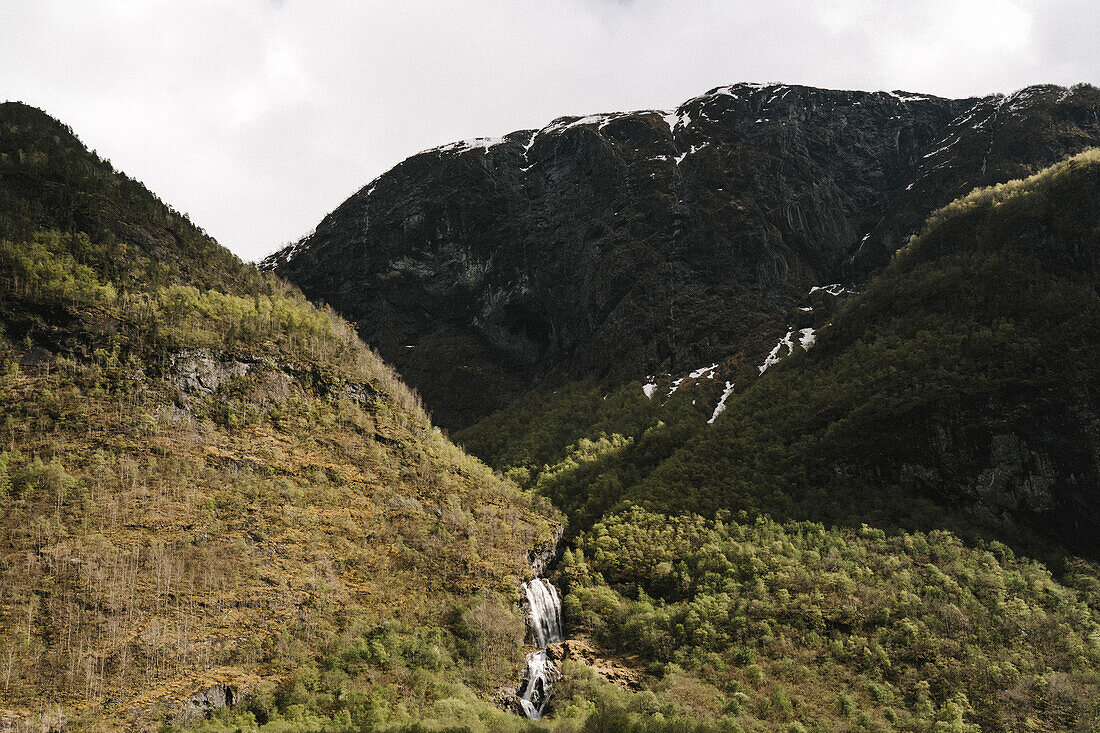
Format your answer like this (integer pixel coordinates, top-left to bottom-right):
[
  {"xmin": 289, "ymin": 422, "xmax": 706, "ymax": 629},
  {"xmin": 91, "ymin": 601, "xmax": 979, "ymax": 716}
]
[{"xmin": 517, "ymin": 578, "xmax": 564, "ymax": 719}]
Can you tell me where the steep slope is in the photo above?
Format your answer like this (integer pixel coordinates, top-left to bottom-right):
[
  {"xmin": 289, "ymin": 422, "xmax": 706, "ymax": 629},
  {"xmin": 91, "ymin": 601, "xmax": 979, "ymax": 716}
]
[
  {"xmin": 0, "ymin": 102, "xmax": 245, "ymax": 294},
  {"xmin": 0, "ymin": 103, "xmax": 560, "ymax": 730},
  {"xmin": 849, "ymin": 83, "xmax": 1100, "ymax": 275},
  {"xmin": 465, "ymin": 150, "xmax": 1100, "ymax": 559},
  {"xmin": 264, "ymin": 83, "xmax": 1100, "ymax": 431}
]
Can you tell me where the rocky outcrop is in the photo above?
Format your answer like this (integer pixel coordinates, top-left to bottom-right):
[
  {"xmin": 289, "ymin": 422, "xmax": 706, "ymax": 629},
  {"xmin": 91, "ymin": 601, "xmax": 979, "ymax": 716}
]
[
  {"xmin": 172, "ymin": 683, "xmax": 236, "ymax": 725},
  {"xmin": 168, "ymin": 349, "xmax": 377, "ymax": 412},
  {"xmin": 547, "ymin": 638, "xmax": 643, "ymax": 691},
  {"xmin": 170, "ymin": 349, "xmax": 253, "ymax": 395},
  {"xmin": 526, "ymin": 524, "xmax": 565, "ymax": 577},
  {"xmin": 492, "ymin": 687, "xmax": 526, "ymax": 716},
  {"xmin": 837, "ymin": 394, "xmax": 1100, "ymax": 556}
]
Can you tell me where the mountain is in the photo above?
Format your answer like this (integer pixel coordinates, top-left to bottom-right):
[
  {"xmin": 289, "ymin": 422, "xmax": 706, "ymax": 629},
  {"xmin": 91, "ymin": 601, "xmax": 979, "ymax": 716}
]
[
  {"xmin": 848, "ymin": 84, "xmax": 1100, "ymax": 275},
  {"xmin": 459, "ymin": 147, "xmax": 1100, "ymax": 551},
  {"xmin": 0, "ymin": 102, "xmax": 560, "ymax": 730},
  {"xmin": 262, "ymin": 82, "xmax": 1100, "ymax": 430},
  {"xmin": 640, "ymin": 149, "xmax": 1100, "ymax": 553}
]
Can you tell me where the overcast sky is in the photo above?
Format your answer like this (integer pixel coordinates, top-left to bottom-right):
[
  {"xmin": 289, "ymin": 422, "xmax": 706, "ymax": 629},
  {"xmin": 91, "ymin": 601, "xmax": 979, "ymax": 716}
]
[{"xmin": 3, "ymin": 0, "xmax": 1097, "ymax": 262}]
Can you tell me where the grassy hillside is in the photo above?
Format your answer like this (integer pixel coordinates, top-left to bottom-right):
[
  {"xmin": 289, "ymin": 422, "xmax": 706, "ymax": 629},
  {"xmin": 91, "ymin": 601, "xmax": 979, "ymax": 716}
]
[{"xmin": 0, "ymin": 103, "xmax": 561, "ymax": 731}]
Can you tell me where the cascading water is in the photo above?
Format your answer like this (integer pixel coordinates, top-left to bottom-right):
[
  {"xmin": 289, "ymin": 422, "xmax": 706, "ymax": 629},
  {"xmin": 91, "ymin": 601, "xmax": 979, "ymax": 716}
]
[
  {"xmin": 524, "ymin": 577, "xmax": 563, "ymax": 647},
  {"xmin": 516, "ymin": 578, "xmax": 564, "ymax": 719}
]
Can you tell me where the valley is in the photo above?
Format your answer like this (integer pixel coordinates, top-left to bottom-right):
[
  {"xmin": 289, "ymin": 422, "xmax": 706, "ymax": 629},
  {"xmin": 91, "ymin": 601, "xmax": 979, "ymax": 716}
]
[{"xmin": 1, "ymin": 81, "xmax": 1099, "ymax": 732}]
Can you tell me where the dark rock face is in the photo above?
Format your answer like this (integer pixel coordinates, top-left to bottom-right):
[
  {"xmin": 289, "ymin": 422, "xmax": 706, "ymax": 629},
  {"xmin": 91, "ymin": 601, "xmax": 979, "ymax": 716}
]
[
  {"xmin": 848, "ymin": 84, "xmax": 1100, "ymax": 276},
  {"xmin": 264, "ymin": 82, "xmax": 1100, "ymax": 428},
  {"xmin": 831, "ymin": 392, "xmax": 1100, "ymax": 556},
  {"xmin": 172, "ymin": 683, "xmax": 236, "ymax": 726}
]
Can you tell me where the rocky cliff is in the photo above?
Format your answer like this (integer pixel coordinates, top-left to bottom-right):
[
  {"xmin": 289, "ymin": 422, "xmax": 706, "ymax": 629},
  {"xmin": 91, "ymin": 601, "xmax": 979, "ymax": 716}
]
[{"xmin": 264, "ymin": 82, "xmax": 1100, "ymax": 429}]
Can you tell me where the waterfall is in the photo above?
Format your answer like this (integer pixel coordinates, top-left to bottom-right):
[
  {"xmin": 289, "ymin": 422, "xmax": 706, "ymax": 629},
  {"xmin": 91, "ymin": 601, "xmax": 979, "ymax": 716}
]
[
  {"xmin": 516, "ymin": 649, "xmax": 554, "ymax": 719},
  {"xmin": 523, "ymin": 578, "xmax": 563, "ymax": 647},
  {"xmin": 516, "ymin": 578, "xmax": 564, "ymax": 719}
]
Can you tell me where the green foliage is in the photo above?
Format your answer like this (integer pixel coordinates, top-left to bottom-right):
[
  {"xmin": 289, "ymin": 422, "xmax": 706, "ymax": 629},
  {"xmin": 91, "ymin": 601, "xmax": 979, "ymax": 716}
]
[
  {"xmin": 561, "ymin": 506, "xmax": 1100, "ymax": 730},
  {"xmin": 0, "ymin": 102, "xmax": 246, "ymax": 293},
  {"xmin": 0, "ymin": 231, "xmax": 118, "ymax": 304}
]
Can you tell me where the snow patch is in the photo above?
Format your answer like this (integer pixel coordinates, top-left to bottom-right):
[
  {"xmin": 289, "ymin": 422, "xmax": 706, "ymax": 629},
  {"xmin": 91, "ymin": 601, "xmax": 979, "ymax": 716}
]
[
  {"xmin": 885, "ymin": 90, "xmax": 935, "ymax": 103},
  {"xmin": 676, "ymin": 143, "xmax": 709, "ymax": 164},
  {"xmin": 757, "ymin": 326, "xmax": 816, "ymax": 375},
  {"xmin": 566, "ymin": 113, "xmax": 614, "ymax": 129},
  {"xmin": 922, "ymin": 135, "xmax": 960, "ymax": 159},
  {"xmin": 427, "ymin": 137, "xmax": 504, "ymax": 155},
  {"xmin": 707, "ymin": 381, "xmax": 736, "ymax": 424},
  {"xmin": 710, "ymin": 85, "xmax": 740, "ymax": 99},
  {"xmin": 765, "ymin": 85, "xmax": 789, "ymax": 105},
  {"xmin": 538, "ymin": 113, "xmax": 619, "ymax": 137},
  {"xmin": 279, "ymin": 239, "xmax": 306, "ymax": 262},
  {"xmin": 689, "ymin": 363, "xmax": 719, "ymax": 379},
  {"xmin": 808, "ymin": 283, "xmax": 852, "ymax": 297},
  {"xmin": 519, "ymin": 130, "xmax": 540, "ymax": 171},
  {"xmin": 759, "ymin": 329, "xmax": 795, "ymax": 374},
  {"xmin": 663, "ymin": 108, "xmax": 692, "ymax": 133}
]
